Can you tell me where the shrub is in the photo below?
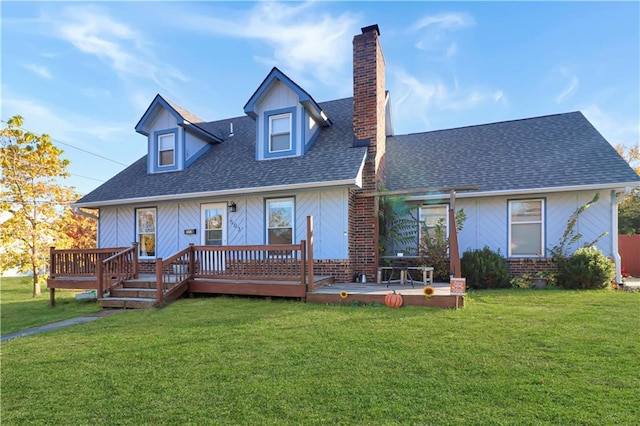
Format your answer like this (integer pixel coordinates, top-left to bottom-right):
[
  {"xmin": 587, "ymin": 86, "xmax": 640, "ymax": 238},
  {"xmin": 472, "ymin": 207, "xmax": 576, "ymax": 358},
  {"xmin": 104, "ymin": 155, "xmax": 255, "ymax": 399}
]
[
  {"xmin": 557, "ymin": 246, "xmax": 615, "ymax": 289},
  {"xmin": 511, "ymin": 274, "xmax": 534, "ymax": 289},
  {"xmin": 461, "ymin": 246, "xmax": 511, "ymax": 289},
  {"xmin": 419, "ymin": 209, "xmax": 467, "ymax": 282}
]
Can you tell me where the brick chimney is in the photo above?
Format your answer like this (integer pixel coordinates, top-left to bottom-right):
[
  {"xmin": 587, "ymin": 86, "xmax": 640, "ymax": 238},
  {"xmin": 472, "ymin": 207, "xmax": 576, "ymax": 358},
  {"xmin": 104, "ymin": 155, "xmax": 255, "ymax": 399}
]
[{"xmin": 350, "ymin": 24, "xmax": 386, "ymax": 282}]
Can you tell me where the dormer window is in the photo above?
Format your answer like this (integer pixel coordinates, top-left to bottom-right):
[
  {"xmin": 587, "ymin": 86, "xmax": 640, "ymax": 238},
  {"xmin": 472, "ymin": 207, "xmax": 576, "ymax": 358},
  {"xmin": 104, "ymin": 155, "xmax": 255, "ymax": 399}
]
[
  {"xmin": 269, "ymin": 113, "xmax": 292, "ymax": 152},
  {"xmin": 158, "ymin": 133, "xmax": 175, "ymax": 167}
]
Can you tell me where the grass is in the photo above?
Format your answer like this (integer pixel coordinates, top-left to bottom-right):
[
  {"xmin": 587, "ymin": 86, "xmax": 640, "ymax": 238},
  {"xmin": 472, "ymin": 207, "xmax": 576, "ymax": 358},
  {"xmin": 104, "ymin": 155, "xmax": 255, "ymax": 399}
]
[
  {"xmin": 1, "ymin": 289, "xmax": 639, "ymax": 425},
  {"xmin": 1, "ymin": 276, "xmax": 102, "ymax": 335}
]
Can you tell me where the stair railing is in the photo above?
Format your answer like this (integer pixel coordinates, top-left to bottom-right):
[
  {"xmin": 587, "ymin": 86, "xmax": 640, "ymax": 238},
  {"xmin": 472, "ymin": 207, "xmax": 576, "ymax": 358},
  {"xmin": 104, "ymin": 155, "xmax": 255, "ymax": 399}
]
[
  {"xmin": 97, "ymin": 243, "xmax": 139, "ymax": 298},
  {"xmin": 155, "ymin": 244, "xmax": 194, "ymax": 305}
]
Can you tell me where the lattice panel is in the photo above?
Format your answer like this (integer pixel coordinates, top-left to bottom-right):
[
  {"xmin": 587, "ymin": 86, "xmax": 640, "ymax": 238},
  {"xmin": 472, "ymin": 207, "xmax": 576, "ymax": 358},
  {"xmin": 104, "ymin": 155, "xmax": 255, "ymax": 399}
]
[
  {"xmin": 99, "ymin": 207, "xmax": 118, "ymax": 248},
  {"xmin": 117, "ymin": 207, "xmax": 134, "ymax": 247},
  {"xmin": 319, "ymin": 189, "xmax": 348, "ymax": 259},
  {"xmin": 157, "ymin": 204, "xmax": 179, "ymax": 257},
  {"xmin": 178, "ymin": 201, "xmax": 200, "ymax": 247}
]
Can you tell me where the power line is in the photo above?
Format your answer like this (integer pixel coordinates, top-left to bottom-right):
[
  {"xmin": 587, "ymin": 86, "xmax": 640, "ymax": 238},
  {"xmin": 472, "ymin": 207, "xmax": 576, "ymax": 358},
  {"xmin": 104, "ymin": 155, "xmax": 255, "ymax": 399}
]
[
  {"xmin": 2, "ymin": 155, "xmax": 107, "ymax": 184},
  {"xmin": 1, "ymin": 119, "xmax": 130, "ymax": 167},
  {"xmin": 72, "ymin": 174, "xmax": 105, "ymax": 183}
]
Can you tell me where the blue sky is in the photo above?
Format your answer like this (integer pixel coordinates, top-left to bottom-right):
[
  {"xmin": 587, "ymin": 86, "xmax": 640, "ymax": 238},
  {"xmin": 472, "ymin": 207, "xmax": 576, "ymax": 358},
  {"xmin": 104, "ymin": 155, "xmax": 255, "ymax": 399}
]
[{"xmin": 2, "ymin": 1, "xmax": 639, "ymax": 196}]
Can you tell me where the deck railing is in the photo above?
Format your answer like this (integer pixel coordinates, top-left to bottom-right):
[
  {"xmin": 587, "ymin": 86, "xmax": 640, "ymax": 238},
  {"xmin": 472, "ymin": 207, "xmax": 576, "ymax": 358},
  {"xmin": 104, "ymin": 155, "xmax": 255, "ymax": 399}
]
[
  {"xmin": 49, "ymin": 247, "xmax": 128, "ymax": 278},
  {"xmin": 155, "ymin": 245, "xmax": 192, "ymax": 305},
  {"xmin": 193, "ymin": 242, "xmax": 306, "ymax": 281},
  {"xmin": 154, "ymin": 241, "xmax": 308, "ymax": 305},
  {"xmin": 97, "ymin": 244, "xmax": 139, "ymax": 297}
]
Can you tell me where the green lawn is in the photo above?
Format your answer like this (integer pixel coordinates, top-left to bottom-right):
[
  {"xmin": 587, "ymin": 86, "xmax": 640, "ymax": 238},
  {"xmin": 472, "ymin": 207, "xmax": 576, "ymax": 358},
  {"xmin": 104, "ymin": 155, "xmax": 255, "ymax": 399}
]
[
  {"xmin": 1, "ymin": 276, "xmax": 102, "ymax": 335},
  {"xmin": 1, "ymin": 289, "xmax": 638, "ymax": 425}
]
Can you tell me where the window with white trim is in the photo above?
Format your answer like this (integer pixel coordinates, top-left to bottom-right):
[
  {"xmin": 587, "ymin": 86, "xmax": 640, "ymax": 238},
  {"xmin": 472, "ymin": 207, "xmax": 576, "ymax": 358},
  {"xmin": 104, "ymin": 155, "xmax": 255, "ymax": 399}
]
[
  {"xmin": 136, "ymin": 208, "xmax": 156, "ymax": 258},
  {"xmin": 158, "ymin": 133, "xmax": 175, "ymax": 166},
  {"xmin": 420, "ymin": 204, "xmax": 449, "ymax": 239},
  {"xmin": 269, "ymin": 114, "xmax": 291, "ymax": 152},
  {"xmin": 509, "ymin": 199, "xmax": 544, "ymax": 256},
  {"xmin": 266, "ymin": 198, "xmax": 294, "ymax": 244}
]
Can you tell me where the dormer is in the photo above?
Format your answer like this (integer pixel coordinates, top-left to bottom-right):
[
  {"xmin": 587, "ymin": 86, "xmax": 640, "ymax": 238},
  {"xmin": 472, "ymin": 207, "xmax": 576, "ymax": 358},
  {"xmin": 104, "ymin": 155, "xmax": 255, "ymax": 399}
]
[
  {"xmin": 135, "ymin": 95, "xmax": 223, "ymax": 174},
  {"xmin": 243, "ymin": 68, "xmax": 332, "ymax": 160}
]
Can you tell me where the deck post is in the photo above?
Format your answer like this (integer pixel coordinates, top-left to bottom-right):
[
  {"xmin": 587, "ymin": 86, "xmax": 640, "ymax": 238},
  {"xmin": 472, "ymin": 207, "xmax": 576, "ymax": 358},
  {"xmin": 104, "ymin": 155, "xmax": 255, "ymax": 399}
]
[
  {"xmin": 300, "ymin": 240, "xmax": 307, "ymax": 293},
  {"xmin": 188, "ymin": 243, "xmax": 195, "ymax": 280},
  {"xmin": 449, "ymin": 189, "xmax": 461, "ymax": 278},
  {"xmin": 49, "ymin": 287, "xmax": 55, "ymax": 307},
  {"xmin": 155, "ymin": 258, "xmax": 164, "ymax": 305},
  {"xmin": 306, "ymin": 216, "xmax": 314, "ymax": 291},
  {"xmin": 132, "ymin": 242, "xmax": 139, "ymax": 278},
  {"xmin": 97, "ymin": 259, "xmax": 104, "ymax": 298}
]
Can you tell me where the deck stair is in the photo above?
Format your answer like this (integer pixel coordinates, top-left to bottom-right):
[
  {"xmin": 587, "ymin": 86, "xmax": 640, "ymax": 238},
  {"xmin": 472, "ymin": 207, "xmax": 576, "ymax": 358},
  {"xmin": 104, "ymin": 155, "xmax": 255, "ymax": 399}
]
[{"xmin": 98, "ymin": 277, "xmax": 172, "ymax": 309}]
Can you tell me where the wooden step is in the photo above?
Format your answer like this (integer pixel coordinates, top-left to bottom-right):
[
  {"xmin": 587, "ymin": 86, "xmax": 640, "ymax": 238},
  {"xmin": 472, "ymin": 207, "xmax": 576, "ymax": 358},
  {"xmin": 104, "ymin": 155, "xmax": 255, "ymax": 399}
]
[
  {"xmin": 109, "ymin": 287, "xmax": 156, "ymax": 298},
  {"xmin": 122, "ymin": 280, "xmax": 156, "ymax": 289},
  {"xmin": 99, "ymin": 297, "xmax": 157, "ymax": 309}
]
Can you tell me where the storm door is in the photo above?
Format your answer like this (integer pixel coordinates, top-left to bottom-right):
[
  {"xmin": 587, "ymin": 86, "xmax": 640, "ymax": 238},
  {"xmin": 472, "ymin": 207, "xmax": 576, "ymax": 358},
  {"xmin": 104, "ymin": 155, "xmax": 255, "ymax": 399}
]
[{"xmin": 201, "ymin": 203, "xmax": 227, "ymax": 272}]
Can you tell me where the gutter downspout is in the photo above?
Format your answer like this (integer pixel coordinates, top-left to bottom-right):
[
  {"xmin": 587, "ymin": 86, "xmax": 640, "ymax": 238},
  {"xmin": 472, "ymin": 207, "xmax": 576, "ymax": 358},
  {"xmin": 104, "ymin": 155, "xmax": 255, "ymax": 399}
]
[
  {"xmin": 612, "ymin": 188, "xmax": 632, "ymax": 284},
  {"xmin": 72, "ymin": 206, "xmax": 99, "ymax": 221}
]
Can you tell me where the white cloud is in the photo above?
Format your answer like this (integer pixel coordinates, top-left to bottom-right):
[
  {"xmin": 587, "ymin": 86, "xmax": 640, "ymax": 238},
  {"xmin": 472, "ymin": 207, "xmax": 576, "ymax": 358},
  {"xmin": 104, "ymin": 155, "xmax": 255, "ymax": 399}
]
[
  {"xmin": 23, "ymin": 64, "xmax": 52, "ymax": 79},
  {"xmin": 391, "ymin": 68, "xmax": 506, "ymax": 132},
  {"xmin": 555, "ymin": 68, "xmax": 579, "ymax": 103},
  {"xmin": 412, "ymin": 12, "xmax": 474, "ymax": 55},
  {"xmin": 2, "ymin": 95, "xmax": 130, "ymax": 146},
  {"xmin": 173, "ymin": 1, "xmax": 359, "ymax": 90},
  {"xmin": 582, "ymin": 104, "xmax": 640, "ymax": 148},
  {"xmin": 47, "ymin": 5, "xmax": 187, "ymax": 93}
]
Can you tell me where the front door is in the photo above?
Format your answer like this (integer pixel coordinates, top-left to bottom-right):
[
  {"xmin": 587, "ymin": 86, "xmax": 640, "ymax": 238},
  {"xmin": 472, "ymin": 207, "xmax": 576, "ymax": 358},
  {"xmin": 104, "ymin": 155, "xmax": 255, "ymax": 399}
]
[
  {"xmin": 201, "ymin": 203, "xmax": 227, "ymax": 246},
  {"xmin": 201, "ymin": 203, "xmax": 227, "ymax": 272}
]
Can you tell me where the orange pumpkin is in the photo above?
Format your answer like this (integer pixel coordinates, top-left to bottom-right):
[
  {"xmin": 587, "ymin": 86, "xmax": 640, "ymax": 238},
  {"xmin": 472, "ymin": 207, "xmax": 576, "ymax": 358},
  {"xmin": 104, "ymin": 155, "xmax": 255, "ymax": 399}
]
[{"xmin": 384, "ymin": 291, "xmax": 403, "ymax": 308}]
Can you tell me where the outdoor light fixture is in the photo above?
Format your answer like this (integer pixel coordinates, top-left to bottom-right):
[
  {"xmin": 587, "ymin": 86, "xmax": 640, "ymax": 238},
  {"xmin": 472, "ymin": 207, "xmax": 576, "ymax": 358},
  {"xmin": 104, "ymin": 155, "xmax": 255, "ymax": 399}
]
[{"xmin": 228, "ymin": 201, "xmax": 237, "ymax": 213}]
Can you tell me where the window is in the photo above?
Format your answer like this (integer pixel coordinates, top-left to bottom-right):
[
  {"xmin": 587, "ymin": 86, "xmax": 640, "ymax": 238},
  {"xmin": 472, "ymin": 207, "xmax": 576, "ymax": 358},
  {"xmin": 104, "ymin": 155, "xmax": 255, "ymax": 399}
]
[
  {"xmin": 136, "ymin": 208, "xmax": 156, "ymax": 258},
  {"xmin": 509, "ymin": 199, "xmax": 544, "ymax": 256},
  {"xmin": 201, "ymin": 204, "xmax": 226, "ymax": 246},
  {"xmin": 266, "ymin": 198, "xmax": 294, "ymax": 244},
  {"xmin": 269, "ymin": 114, "xmax": 291, "ymax": 152},
  {"xmin": 158, "ymin": 133, "xmax": 175, "ymax": 166},
  {"xmin": 420, "ymin": 204, "xmax": 449, "ymax": 239}
]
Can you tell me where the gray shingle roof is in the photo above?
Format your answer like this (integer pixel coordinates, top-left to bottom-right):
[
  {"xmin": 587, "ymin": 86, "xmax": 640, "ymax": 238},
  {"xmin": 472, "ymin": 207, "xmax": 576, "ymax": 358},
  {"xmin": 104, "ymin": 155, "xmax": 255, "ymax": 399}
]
[
  {"xmin": 77, "ymin": 97, "xmax": 366, "ymax": 205},
  {"xmin": 385, "ymin": 111, "xmax": 640, "ymax": 194}
]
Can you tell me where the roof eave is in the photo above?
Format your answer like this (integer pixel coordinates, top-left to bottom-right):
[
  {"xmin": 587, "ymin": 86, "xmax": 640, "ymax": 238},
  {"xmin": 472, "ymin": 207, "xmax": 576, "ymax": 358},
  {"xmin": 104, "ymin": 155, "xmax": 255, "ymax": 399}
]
[
  {"xmin": 73, "ymin": 178, "xmax": 362, "ymax": 209},
  {"xmin": 405, "ymin": 181, "xmax": 640, "ymax": 201}
]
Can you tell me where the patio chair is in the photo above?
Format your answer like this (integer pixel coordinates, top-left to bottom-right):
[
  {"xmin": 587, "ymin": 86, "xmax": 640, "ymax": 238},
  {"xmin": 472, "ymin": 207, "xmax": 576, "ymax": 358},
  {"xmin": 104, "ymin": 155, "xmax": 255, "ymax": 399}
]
[{"xmin": 386, "ymin": 258, "xmax": 416, "ymax": 288}]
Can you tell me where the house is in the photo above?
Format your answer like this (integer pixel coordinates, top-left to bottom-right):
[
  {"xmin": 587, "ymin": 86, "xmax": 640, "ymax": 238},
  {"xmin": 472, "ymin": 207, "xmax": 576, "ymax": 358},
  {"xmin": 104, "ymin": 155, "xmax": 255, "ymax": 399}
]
[{"xmin": 74, "ymin": 24, "xmax": 640, "ymax": 285}]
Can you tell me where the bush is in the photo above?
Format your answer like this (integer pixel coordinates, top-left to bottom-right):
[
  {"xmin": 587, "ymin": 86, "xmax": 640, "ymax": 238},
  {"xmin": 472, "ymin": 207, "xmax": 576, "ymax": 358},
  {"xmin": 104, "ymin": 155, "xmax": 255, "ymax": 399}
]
[
  {"xmin": 461, "ymin": 246, "xmax": 511, "ymax": 289},
  {"xmin": 557, "ymin": 246, "xmax": 615, "ymax": 289}
]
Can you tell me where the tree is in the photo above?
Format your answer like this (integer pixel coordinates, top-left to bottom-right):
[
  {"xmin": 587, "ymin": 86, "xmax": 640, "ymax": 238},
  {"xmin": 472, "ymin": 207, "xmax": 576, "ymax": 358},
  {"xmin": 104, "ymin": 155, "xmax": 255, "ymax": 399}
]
[
  {"xmin": 1, "ymin": 115, "xmax": 75, "ymax": 297},
  {"xmin": 615, "ymin": 143, "xmax": 640, "ymax": 234},
  {"xmin": 378, "ymin": 194, "xmax": 418, "ymax": 256},
  {"xmin": 53, "ymin": 207, "xmax": 98, "ymax": 249},
  {"xmin": 419, "ymin": 209, "xmax": 466, "ymax": 281}
]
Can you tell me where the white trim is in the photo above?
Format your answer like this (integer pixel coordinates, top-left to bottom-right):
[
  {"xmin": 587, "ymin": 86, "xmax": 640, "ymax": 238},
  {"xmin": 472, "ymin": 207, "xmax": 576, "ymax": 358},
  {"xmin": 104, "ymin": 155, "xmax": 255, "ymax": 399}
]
[
  {"xmin": 136, "ymin": 207, "xmax": 157, "ymax": 259},
  {"xmin": 508, "ymin": 199, "xmax": 545, "ymax": 257},
  {"xmin": 611, "ymin": 190, "xmax": 620, "ymax": 284},
  {"xmin": 419, "ymin": 204, "xmax": 449, "ymax": 240},
  {"xmin": 73, "ymin": 179, "xmax": 360, "ymax": 208},
  {"xmin": 158, "ymin": 133, "xmax": 175, "ymax": 167},
  {"xmin": 201, "ymin": 203, "xmax": 227, "ymax": 246},
  {"xmin": 268, "ymin": 113, "xmax": 292, "ymax": 153},
  {"xmin": 266, "ymin": 197, "xmax": 295, "ymax": 244},
  {"xmin": 406, "ymin": 182, "xmax": 640, "ymax": 201}
]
